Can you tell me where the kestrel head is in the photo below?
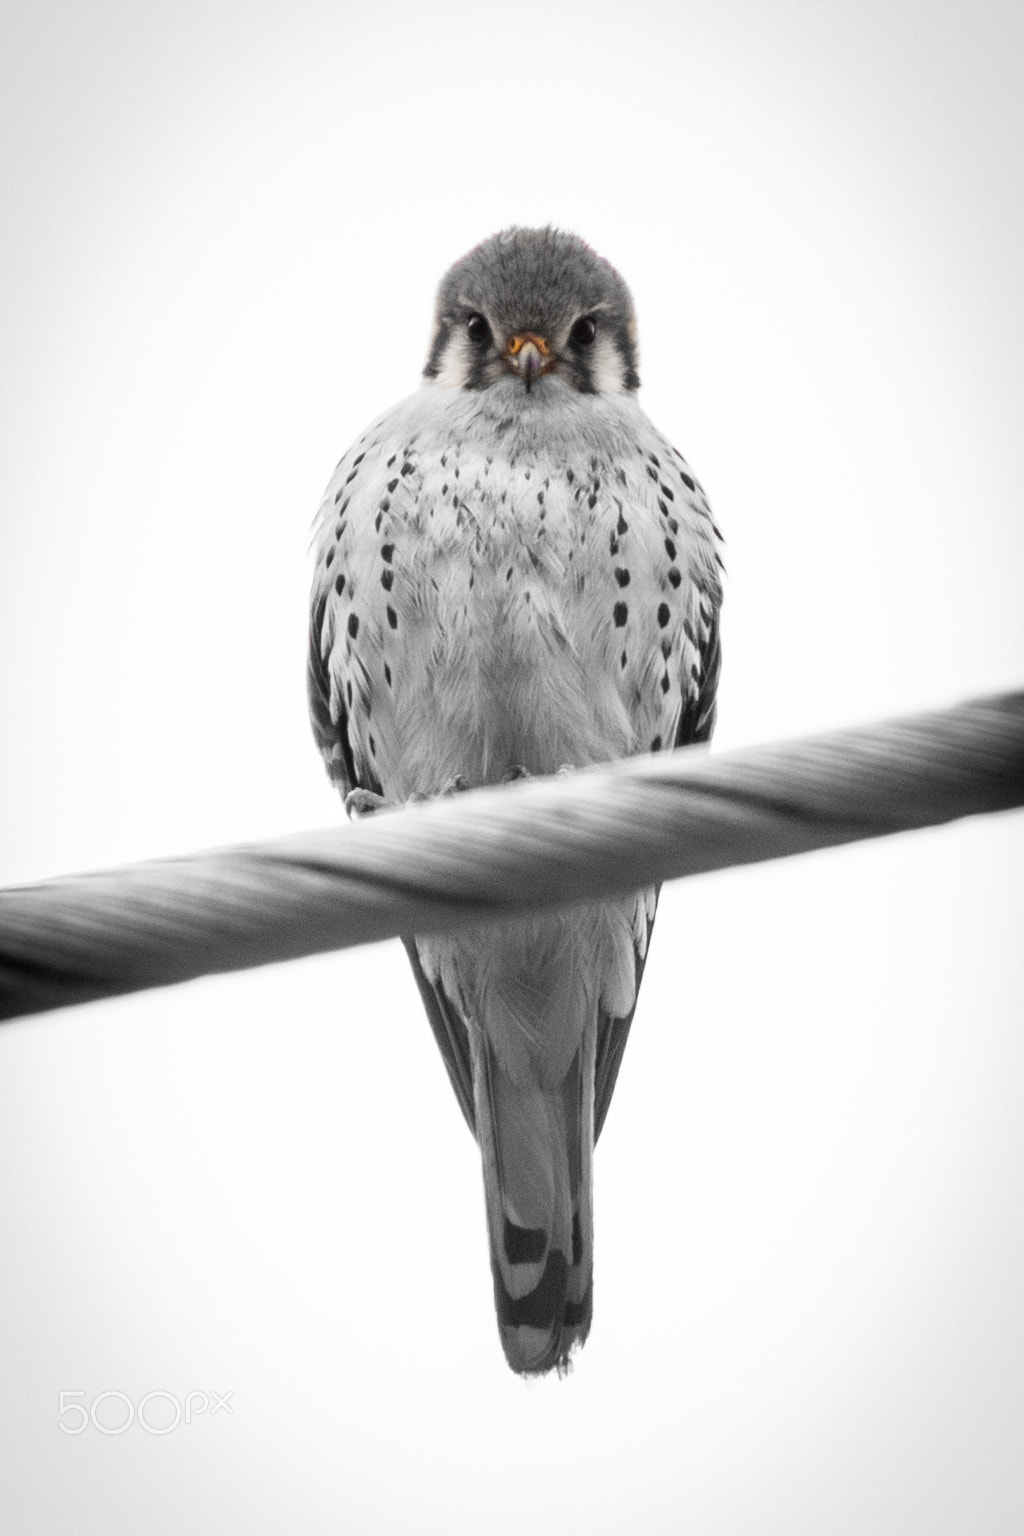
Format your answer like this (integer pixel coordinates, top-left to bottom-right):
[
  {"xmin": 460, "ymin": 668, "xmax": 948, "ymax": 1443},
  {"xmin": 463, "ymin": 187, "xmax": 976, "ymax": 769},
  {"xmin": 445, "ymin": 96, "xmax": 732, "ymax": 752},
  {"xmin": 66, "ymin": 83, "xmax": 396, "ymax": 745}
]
[{"xmin": 423, "ymin": 226, "xmax": 640, "ymax": 396}]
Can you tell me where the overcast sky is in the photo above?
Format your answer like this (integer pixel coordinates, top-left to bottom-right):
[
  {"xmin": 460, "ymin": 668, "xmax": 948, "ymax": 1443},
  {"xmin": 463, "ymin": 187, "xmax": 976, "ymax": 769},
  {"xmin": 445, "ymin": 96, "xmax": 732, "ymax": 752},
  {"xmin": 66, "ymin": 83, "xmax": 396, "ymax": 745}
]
[{"xmin": 1, "ymin": 2, "xmax": 1022, "ymax": 1532}]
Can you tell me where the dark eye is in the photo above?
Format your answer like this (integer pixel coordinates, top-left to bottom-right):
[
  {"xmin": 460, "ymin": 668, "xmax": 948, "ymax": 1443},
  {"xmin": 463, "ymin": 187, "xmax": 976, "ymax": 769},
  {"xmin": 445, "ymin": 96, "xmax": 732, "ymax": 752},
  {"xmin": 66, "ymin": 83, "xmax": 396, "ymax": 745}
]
[
  {"xmin": 570, "ymin": 316, "xmax": 597, "ymax": 346},
  {"xmin": 466, "ymin": 313, "xmax": 492, "ymax": 346}
]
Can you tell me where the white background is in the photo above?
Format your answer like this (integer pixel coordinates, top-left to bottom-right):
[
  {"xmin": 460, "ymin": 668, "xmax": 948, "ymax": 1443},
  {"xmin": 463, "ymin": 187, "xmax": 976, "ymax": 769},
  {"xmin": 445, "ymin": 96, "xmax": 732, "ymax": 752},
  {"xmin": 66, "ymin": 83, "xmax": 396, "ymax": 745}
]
[{"xmin": 1, "ymin": 1, "xmax": 1022, "ymax": 1531}]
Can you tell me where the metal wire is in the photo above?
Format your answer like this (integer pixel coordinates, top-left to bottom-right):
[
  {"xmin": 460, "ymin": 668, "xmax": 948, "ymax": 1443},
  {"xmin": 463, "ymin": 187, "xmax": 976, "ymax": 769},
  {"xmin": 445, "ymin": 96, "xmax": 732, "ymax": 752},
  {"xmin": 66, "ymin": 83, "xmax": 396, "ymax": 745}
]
[{"xmin": 1, "ymin": 690, "xmax": 1022, "ymax": 1022}]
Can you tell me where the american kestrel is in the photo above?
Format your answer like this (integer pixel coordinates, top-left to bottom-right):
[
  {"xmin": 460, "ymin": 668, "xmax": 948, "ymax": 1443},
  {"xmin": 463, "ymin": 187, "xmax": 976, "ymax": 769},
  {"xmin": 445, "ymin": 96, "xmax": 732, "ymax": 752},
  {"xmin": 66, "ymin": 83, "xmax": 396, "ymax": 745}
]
[{"xmin": 308, "ymin": 227, "xmax": 723, "ymax": 1375}]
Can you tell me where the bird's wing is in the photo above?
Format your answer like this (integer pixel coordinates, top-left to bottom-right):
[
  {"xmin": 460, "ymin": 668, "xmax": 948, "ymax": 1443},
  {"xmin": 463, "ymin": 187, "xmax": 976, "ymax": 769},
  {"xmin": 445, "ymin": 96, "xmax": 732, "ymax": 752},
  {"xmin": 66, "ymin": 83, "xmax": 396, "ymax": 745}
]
[
  {"xmin": 307, "ymin": 407, "xmax": 412, "ymax": 801},
  {"xmin": 307, "ymin": 585, "xmax": 369, "ymax": 799},
  {"xmin": 403, "ymin": 937, "xmax": 476, "ymax": 1134},
  {"xmin": 309, "ymin": 399, "xmax": 485, "ymax": 1143},
  {"xmin": 594, "ymin": 897, "xmax": 657, "ymax": 1140},
  {"xmin": 593, "ymin": 446, "xmax": 724, "ymax": 1141},
  {"xmin": 674, "ymin": 600, "xmax": 722, "ymax": 752}
]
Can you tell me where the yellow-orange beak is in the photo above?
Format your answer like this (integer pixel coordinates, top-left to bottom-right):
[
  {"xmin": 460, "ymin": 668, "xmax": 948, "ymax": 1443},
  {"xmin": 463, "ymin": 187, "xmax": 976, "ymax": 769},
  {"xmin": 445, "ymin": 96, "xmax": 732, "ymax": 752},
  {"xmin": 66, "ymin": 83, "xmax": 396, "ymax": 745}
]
[{"xmin": 505, "ymin": 332, "xmax": 552, "ymax": 392}]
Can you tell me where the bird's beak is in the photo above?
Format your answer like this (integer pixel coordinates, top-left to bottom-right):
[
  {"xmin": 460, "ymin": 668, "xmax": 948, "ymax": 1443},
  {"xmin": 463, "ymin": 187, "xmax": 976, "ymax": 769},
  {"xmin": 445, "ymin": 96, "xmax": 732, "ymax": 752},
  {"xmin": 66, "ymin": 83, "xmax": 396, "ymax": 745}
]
[{"xmin": 505, "ymin": 332, "xmax": 552, "ymax": 393}]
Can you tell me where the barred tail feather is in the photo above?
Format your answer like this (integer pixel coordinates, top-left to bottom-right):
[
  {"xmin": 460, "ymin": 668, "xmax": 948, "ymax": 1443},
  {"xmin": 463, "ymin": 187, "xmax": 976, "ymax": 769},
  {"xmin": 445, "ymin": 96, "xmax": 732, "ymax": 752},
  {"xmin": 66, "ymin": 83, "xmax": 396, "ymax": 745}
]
[{"xmin": 474, "ymin": 1033, "xmax": 595, "ymax": 1376}]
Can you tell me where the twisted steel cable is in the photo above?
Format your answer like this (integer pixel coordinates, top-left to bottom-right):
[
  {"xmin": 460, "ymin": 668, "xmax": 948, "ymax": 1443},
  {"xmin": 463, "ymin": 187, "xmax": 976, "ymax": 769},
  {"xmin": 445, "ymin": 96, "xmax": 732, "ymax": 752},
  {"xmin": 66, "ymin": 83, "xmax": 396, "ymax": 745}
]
[{"xmin": 1, "ymin": 691, "xmax": 1021, "ymax": 1023}]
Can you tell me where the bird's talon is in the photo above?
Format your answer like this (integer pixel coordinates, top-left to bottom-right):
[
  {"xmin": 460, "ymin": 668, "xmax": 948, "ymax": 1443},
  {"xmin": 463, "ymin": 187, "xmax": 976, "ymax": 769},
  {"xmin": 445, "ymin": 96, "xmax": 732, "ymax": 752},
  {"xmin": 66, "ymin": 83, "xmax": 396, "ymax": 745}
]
[{"xmin": 345, "ymin": 788, "xmax": 387, "ymax": 820}]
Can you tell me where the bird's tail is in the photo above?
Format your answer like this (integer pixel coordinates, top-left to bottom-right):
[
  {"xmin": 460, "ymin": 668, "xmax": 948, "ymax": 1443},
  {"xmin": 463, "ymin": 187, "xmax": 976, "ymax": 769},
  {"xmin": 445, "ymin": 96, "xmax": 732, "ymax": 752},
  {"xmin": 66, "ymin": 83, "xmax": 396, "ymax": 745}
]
[{"xmin": 473, "ymin": 1032, "xmax": 594, "ymax": 1376}]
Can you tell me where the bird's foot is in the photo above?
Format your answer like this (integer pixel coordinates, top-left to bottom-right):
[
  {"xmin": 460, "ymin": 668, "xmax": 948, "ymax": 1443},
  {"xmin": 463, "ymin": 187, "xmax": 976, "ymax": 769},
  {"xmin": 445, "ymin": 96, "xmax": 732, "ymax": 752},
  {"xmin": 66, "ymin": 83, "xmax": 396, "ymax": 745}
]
[
  {"xmin": 345, "ymin": 788, "xmax": 387, "ymax": 821},
  {"xmin": 504, "ymin": 764, "xmax": 531, "ymax": 782},
  {"xmin": 403, "ymin": 776, "xmax": 468, "ymax": 808}
]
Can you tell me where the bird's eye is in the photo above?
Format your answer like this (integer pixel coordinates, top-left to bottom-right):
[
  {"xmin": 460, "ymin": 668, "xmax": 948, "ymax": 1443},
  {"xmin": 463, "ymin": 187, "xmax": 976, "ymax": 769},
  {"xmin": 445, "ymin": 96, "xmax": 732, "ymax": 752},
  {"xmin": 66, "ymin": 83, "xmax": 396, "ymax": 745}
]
[
  {"xmin": 570, "ymin": 316, "xmax": 597, "ymax": 346},
  {"xmin": 466, "ymin": 313, "xmax": 492, "ymax": 346}
]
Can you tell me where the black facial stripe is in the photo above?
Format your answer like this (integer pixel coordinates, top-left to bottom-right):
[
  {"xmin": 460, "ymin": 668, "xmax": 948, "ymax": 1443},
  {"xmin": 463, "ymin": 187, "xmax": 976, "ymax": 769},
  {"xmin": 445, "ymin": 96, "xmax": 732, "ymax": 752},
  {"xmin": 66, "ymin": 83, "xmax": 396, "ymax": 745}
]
[
  {"xmin": 611, "ymin": 325, "xmax": 639, "ymax": 391},
  {"xmin": 572, "ymin": 356, "xmax": 599, "ymax": 394},
  {"xmin": 570, "ymin": 324, "xmax": 640, "ymax": 394},
  {"xmin": 423, "ymin": 316, "xmax": 491, "ymax": 389},
  {"xmin": 462, "ymin": 343, "xmax": 495, "ymax": 391}
]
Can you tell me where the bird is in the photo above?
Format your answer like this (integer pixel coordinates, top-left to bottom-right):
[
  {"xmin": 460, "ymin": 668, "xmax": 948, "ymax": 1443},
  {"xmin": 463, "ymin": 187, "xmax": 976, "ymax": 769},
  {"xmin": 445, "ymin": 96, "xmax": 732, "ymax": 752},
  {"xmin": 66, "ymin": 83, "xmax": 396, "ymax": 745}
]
[{"xmin": 307, "ymin": 227, "xmax": 723, "ymax": 1375}]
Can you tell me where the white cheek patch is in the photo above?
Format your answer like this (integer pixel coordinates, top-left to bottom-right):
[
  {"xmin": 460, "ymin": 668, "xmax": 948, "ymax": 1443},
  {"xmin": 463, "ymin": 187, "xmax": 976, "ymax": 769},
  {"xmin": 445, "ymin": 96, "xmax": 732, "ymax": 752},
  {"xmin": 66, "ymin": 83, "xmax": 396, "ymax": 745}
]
[
  {"xmin": 589, "ymin": 332, "xmax": 625, "ymax": 394},
  {"xmin": 430, "ymin": 331, "xmax": 474, "ymax": 388}
]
